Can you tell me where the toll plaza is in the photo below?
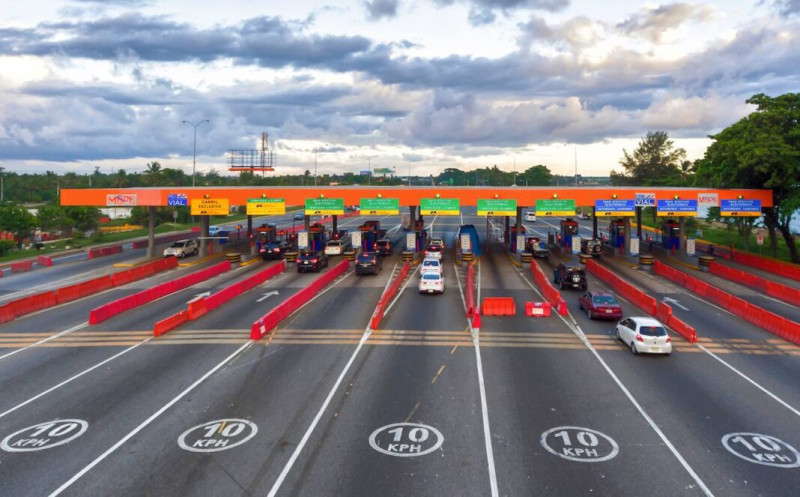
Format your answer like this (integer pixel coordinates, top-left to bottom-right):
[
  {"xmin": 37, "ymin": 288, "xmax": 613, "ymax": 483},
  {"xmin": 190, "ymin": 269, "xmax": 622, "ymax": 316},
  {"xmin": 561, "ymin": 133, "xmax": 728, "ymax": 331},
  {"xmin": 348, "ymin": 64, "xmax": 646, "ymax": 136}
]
[{"xmin": 61, "ymin": 187, "xmax": 773, "ymax": 259}]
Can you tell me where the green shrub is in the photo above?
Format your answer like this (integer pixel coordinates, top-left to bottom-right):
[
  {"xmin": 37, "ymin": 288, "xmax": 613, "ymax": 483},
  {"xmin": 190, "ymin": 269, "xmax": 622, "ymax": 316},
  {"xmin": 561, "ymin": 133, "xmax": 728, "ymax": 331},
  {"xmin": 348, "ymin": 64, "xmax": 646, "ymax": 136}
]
[{"xmin": 0, "ymin": 240, "xmax": 16, "ymax": 256}]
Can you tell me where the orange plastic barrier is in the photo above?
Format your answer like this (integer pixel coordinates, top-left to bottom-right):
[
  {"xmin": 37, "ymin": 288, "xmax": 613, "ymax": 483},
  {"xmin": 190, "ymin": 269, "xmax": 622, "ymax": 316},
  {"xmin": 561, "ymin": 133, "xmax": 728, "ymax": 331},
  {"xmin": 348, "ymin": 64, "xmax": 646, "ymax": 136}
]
[
  {"xmin": 11, "ymin": 261, "xmax": 34, "ymax": 272},
  {"xmin": 730, "ymin": 250, "xmax": 800, "ymax": 282},
  {"xmin": 709, "ymin": 261, "xmax": 800, "ymax": 307},
  {"xmin": 88, "ymin": 245, "xmax": 123, "ymax": 259},
  {"xmin": 525, "ymin": 302, "xmax": 551, "ymax": 317},
  {"xmin": 481, "ymin": 297, "xmax": 516, "ymax": 316},
  {"xmin": 370, "ymin": 262, "xmax": 411, "ymax": 329},
  {"xmin": 251, "ymin": 259, "xmax": 350, "ymax": 339},
  {"xmin": 465, "ymin": 264, "xmax": 476, "ymax": 317},
  {"xmin": 528, "ymin": 261, "xmax": 568, "ymax": 315},
  {"xmin": 654, "ymin": 260, "xmax": 798, "ymax": 345},
  {"xmin": 89, "ymin": 260, "xmax": 231, "ymax": 325},
  {"xmin": 7, "ymin": 291, "xmax": 58, "ymax": 319},
  {"xmin": 37, "ymin": 256, "xmax": 53, "ymax": 267},
  {"xmin": 153, "ymin": 310, "xmax": 190, "ymax": 337}
]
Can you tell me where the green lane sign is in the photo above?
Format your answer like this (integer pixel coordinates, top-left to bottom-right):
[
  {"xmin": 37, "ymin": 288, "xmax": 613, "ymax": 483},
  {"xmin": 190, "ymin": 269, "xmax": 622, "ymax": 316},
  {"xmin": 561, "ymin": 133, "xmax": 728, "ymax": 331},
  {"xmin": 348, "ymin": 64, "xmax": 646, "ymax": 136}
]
[
  {"xmin": 246, "ymin": 198, "xmax": 285, "ymax": 216},
  {"xmin": 477, "ymin": 199, "xmax": 517, "ymax": 216},
  {"xmin": 535, "ymin": 199, "xmax": 576, "ymax": 216},
  {"xmin": 361, "ymin": 198, "xmax": 399, "ymax": 215},
  {"xmin": 304, "ymin": 198, "xmax": 345, "ymax": 215},
  {"xmin": 420, "ymin": 198, "xmax": 460, "ymax": 216}
]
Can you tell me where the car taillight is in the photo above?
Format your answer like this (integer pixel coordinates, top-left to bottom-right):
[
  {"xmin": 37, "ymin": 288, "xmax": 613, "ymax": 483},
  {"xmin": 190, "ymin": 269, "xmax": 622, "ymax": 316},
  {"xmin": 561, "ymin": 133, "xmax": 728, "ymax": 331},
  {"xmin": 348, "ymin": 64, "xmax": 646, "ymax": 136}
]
[
  {"xmin": 273, "ymin": 248, "xmax": 280, "ymax": 252},
  {"xmin": 260, "ymin": 249, "xmax": 266, "ymax": 253},
  {"xmin": 666, "ymin": 336, "xmax": 671, "ymax": 343},
  {"xmin": 636, "ymin": 334, "xmax": 644, "ymax": 342},
  {"xmin": 310, "ymin": 259, "xmax": 318, "ymax": 263}
]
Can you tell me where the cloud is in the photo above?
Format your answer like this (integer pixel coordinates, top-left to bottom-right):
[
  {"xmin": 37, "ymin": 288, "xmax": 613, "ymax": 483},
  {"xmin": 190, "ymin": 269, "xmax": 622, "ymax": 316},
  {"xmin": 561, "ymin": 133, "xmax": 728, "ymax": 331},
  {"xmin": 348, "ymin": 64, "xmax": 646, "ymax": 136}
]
[
  {"xmin": 434, "ymin": 0, "xmax": 570, "ymax": 25},
  {"xmin": 774, "ymin": 0, "xmax": 800, "ymax": 16},
  {"xmin": 71, "ymin": 0, "xmax": 149, "ymax": 5},
  {"xmin": 364, "ymin": 0, "xmax": 400, "ymax": 20},
  {"xmin": 617, "ymin": 3, "xmax": 716, "ymax": 43}
]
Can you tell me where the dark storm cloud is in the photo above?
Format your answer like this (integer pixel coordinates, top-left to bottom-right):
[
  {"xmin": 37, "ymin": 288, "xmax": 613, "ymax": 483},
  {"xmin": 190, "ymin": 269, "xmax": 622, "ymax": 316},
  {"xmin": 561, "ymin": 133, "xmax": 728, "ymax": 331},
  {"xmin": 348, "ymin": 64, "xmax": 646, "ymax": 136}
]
[{"xmin": 364, "ymin": 0, "xmax": 400, "ymax": 19}]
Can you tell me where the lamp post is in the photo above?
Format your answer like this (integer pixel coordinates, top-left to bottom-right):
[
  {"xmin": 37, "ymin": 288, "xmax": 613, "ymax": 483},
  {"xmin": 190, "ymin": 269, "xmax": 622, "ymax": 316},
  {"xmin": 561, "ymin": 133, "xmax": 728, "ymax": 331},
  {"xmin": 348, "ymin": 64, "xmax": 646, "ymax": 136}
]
[
  {"xmin": 314, "ymin": 147, "xmax": 318, "ymax": 186},
  {"xmin": 367, "ymin": 156, "xmax": 374, "ymax": 186},
  {"xmin": 574, "ymin": 146, "xmax": 578, "ymax": 186},
  {"xmin": 182, "ymin": 119, "xmax": 210, "ymax": 187},
  {"xmin": 513, "ymin": 155, "xmax": 517, "ymax": 186}
]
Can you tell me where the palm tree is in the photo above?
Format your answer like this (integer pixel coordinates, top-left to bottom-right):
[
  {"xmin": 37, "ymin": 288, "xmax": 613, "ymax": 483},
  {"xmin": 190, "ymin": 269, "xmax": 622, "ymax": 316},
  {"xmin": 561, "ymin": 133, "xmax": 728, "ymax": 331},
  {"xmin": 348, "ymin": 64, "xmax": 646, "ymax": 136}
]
[{"xmin": 144, "ymin": 161, "xmax": 162, "ymax": 186}]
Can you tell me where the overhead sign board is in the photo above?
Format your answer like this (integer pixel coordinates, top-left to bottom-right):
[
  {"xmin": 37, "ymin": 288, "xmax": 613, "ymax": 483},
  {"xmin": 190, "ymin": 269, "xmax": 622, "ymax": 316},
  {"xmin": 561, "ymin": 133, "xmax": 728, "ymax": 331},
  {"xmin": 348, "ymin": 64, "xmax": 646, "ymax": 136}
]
[
  {"xmin": 420, "ymin": 198, "xmax": 460, "ymax": 216},
  {"xmin": 656, "ymin": 199, "xmax": 697, "ymax": 217},
  {"xmin": 305, "ymin": 198, "xmax": 344, "ymax": 215},
  {"xmin": 535, "ymin": 199, "xmax": 575, "ymax": 217},
  {"xmin": 167, "ymin": 193, "xmax": 188, "ymax": 206},
  {"xmin": 360, "ymin": 198, "xmax": 399, "ymax": 215},
  {"xmin": 720, "ymin": 199, "xmax": 761, "ymax": 217},
  {"xmin": 698, "ymin": 193, "xmax": 719, "ymax": 208},
  {"xmin": 191, "ymin": 198, "xmax": 229, "ymax": 216},
  {"xmin": 246, "ymin": 198, "xmax": 285, "ymax": 216},
  {"xmin": 594, "ymin": 200, "xmax": 635, "ymax": 217},
  {"xmin": 106, "ymin": 193, "xmax": 137, "ymax": 206},
  {"xmin": 477, "ymin": 199, "xmax": 517, "ymax": 216},
  {"xmin": 634, "ymin": 193, "xmax": 656, "ymax": 207}
]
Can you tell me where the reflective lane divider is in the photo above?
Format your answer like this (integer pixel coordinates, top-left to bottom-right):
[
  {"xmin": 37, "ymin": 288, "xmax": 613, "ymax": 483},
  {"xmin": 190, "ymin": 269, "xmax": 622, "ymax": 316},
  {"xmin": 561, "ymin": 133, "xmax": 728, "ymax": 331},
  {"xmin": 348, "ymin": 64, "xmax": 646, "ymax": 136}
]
[
  {"xmin": 89, "ymin": 260, "xmax": 231, "ymax": 325},
  {"xmin": 370, "ymin": 261, "xmax": 411, "ymax": 330},
  {"xmin": 528, "ymin": 260, "xmax": 568, "ymax": 315},
  {"xmin": 709, "ymin": 261, "xmax": 800, "ymax": 307},
  {"xmin": 654, "ymin": 260, "xmax": 798, "ymax": 346},
  {"xmin": 251, "ymin": 260, "xmax": 350, "ymax": 340},
  {"xmin": 586, "ymin": 259, "xmax": 697, "ymax": 342},
  {"xmin": 154, "ymin": 261, "xmax": 286, "ymax": 336}
]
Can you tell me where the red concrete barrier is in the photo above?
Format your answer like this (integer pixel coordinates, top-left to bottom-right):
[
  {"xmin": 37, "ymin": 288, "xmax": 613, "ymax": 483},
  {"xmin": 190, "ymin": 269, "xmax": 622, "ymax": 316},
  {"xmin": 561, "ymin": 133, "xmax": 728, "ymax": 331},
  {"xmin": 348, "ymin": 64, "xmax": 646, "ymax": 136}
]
[
  {"xmin": 37, "ymin": 256, "xmax": 53, "ymax": 267},
  {"xmin": 154, "ymin": 311, "xmax": 189, "ymax": 337},
  {"xmin": 465, "ymin": 264, "xmax": 476, "ymax": 317},
  {"xmin": 481, "ymin": 297, "xmax": 516, "ymax": 316},
  {"xmin": 251, "ymin": 260, "xmax": 350, "ymax": 339},
  {"xmin": 7, "ymin": 291, "xmax": 57, "ymax": 318},
  {"xmin": 710, "ymin": 261, "xmax": 800, "ymax": 307},
  {"xmin": 11, "ymin": 261, "xmax": 34, "ymax": 272},
  {"xmin": 730, "ymin": 250, "xmax": 800, "ymax": 282},
  {"xmin": 88, "ymin": 244, "xmax": 123, "ymax": 259},
  {"xmin": 370, "ymin": 261, "xmax": 411, "ymax": 329},
  {"xmin": 0, "ymin": 305, "xmax": 13, "ymax": 324},
  {"xmin": 529, "ymin": 260, "xmax": 568, "ymax": 316}
]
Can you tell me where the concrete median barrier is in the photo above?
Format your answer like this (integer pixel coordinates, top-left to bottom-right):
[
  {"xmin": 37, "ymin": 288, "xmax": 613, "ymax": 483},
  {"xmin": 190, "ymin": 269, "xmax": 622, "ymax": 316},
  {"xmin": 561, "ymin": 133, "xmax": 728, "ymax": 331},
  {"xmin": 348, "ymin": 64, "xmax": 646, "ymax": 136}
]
[
  {"xmin": 37, "ymin": 256, "xmax": 53, "ymax": 267},
  {"xmin": 370, "ymin": 262, "xmax": 411, "ymax": 330},
  {"xmin": 88, "ymin": 245, "xmax": 123, "ymax": 259},
  {"xmin": 528, "ymin": 260, "xmax": 568, "ymax": 316},
  {"xmin": 11, "ymin": 261, "xmax": 34, "ymax": 273},
  {"xmin": 710, "ymin": 261, "xmax": 800, "ymax": 307},
  {"xmin": 729, "ymin": 250, "xmax": 800, "ymax": 282}
]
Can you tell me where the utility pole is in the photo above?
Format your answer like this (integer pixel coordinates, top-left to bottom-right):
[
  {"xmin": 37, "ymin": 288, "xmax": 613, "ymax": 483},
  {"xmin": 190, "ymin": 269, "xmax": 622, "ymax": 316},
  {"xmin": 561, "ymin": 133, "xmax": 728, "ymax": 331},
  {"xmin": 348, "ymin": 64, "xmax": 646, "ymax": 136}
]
[
  {"xmin": 574, "ymin": 146, "xmax": 578, "ymax": 186},
  {"xmin": 182, "ymin": 119, "xmax": 211, "ymax": 187}
]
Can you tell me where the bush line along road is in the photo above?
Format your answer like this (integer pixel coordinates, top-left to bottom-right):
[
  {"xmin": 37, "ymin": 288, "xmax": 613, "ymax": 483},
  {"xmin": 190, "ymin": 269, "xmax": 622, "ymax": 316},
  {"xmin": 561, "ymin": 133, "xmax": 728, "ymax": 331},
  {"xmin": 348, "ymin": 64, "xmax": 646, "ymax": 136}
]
[{"xmin": 0, "ymin": 208, "xmax": 798, "ymax": 496}]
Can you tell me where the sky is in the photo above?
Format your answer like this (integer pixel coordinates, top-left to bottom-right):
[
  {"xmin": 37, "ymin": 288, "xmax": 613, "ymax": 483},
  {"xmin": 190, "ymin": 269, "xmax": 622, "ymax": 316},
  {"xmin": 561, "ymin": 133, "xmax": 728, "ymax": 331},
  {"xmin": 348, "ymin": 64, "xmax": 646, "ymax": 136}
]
[{"xmin": 1, "ymin": 0, "xmax": 798, "ymax": 180}]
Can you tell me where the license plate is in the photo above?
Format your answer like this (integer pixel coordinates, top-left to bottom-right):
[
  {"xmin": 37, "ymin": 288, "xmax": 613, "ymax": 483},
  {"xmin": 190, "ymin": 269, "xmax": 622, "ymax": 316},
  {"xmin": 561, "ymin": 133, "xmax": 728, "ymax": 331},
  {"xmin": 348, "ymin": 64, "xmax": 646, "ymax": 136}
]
[
  {"xmin": 428, "ymin": 289, "xmax": 435, "ymax": 293},
  {"xmin": 605, "ymin": 309, "xmax": 613, "ymax": 313},
  {"xmin": 304, "ymin": 261, "xmax": 310, "ymax": 264},
  {"xmin": 650, "ymin": 348, "xmax": 661, "ymax": 352}
]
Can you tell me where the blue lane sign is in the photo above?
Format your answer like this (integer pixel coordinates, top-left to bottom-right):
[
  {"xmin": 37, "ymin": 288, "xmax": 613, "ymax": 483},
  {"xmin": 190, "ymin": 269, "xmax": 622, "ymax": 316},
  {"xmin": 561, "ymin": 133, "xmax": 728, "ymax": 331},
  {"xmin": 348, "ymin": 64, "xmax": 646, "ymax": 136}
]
[
  {"xmin": 656, "ymin": 199, "xmax": 698, "ymax": 217},
  {"xmin": 594, "ymin": 199, "xmax": 635, "ymax": 217},
  {"xmin": 634, "ymin": 193, "xmax": 655, "ymax": 207},
  {"xmin": 168, "ymin": 193, "xmax": 188, "ymax": 206},
  {"xmin": 720, "ymin": 199, "xmax": 761, "ymax": 217}
]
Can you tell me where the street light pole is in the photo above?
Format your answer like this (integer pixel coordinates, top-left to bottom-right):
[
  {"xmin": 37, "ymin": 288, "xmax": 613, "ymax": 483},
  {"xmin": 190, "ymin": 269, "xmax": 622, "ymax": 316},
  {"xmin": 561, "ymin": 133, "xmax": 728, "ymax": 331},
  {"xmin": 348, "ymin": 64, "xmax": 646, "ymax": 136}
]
[
  {"xmin": 368, "ymin": 156, "xmax": 373, "ymax": 186},
  {"xmin": 314, "ymin": 148, "xmax": 318, "ymax": 186},
  {"xmin": 513, "ymin": 155, "xmax": 517, "ymax": 186},
  {"xmin": 574, "ymin": 146, "xmax": 578, "ymax": 186},
  {"xmin": 182, "ymin": 119, "xmax": 210, "ymax": 187}
]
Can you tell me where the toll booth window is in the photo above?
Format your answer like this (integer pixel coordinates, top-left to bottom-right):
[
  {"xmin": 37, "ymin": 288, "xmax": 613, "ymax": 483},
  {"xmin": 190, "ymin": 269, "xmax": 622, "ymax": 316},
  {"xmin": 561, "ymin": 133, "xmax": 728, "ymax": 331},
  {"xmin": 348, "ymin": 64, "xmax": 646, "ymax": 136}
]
[{"xmin": 566, "ymin": 225, "xmax": 579, "ymax": 235}]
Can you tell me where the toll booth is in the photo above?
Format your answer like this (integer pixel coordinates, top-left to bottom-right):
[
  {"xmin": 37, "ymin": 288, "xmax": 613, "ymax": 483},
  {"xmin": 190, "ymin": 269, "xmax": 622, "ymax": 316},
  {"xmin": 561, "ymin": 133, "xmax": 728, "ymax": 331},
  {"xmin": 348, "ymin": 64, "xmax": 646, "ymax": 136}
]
[
  {"xmin": 560, "ymin": 218, "xmax": 579, "ymax": 251},
  {"xmin": 415, "ymin": 219, "xmax": 427, "ymax": 251},
  {"xmin": 507, "ymin": 225, "xmax": 526, "ymax": 253},
  {"xmin": 308, "ymin": 223, "xmax": 328, "ymax": 251},
  {"xmin": 359, "ymin": 220, "xmax": 385, "ymax": 252},
  {"xmin": 609, "ymin": 219, "xmax": 626, "ymax": 250},
  {"xmin": 254, "ymin": 223, "xmax": 278, "ymax": 251},
  {"xmin": 661, "ymin": 220, "xmax": 681, "ymax": 251}
]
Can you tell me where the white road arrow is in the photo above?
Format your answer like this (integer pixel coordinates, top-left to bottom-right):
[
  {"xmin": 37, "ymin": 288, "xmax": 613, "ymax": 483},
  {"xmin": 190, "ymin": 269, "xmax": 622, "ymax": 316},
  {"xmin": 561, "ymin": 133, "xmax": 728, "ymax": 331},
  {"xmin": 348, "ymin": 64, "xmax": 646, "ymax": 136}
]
[
  {"xmin": 257, "ymin": 291, "xmax": 279, "ymax": 303},
  {"xmin": 662, "ymin": 296, "xmax": 690, "ymax": 311},
  {"xmin": 187, "ymin": 291, "xmax": 211, "ymax": 304}
]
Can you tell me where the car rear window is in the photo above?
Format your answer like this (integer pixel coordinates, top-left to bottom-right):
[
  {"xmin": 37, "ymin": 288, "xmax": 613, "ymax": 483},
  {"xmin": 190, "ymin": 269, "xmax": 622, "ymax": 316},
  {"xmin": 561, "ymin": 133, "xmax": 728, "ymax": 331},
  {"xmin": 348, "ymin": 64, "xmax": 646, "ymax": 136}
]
[
  {"xmin": 426, "ymin": 245, "xmax": 441, "ymax": 252},
  {"xmin": 423, "ymin": 260, "xmax": 439, "ymax": 267},
  {"xmin": 422, "ymin": 273, "xmax": 440, "ymax": 280},
  {"xmin": 357, "ymin": 254, "xmax": 376, "ymax": 262},
  {"xmin": 593, "ymin": 296, "xmax": 617, "ymax": 305},
  {"xmin": 639, "ymin": 326, "xmax": 667, "ymax": 336},
  {"xmin": 327, "ymin": 241, "xmax": 341, "ymax": 246},
  {"xmin": 170, "ymin": 242, "xmax": 185, "ymax": 247}
]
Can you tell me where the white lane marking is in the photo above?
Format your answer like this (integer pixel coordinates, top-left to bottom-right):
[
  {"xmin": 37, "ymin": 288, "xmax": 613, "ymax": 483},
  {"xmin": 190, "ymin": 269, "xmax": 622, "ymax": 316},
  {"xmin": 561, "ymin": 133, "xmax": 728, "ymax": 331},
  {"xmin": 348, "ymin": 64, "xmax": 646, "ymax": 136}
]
[
  {"xmin": 256, "ymin": 291, "xmax": 279, "ymax": 303},
  {"xmin": 509, "ymin": 253, "xmax": 713, "ymax": 496},
  {"xmin": 0, "ymin": 338, "xmax": 151, "ymax": 420},
  {"xmin": 662, "ymin": 296, "xmax": 690, "ymax": 311},
  {"xmin": 696, "ymin": 344, "xmax": 800, "ymax": 418},
  {"xmin": 455, "ymin": 257, "xmax": 499, "ymax": 497},
  {"xmin": 0, "ymin": 321, "xmax": 89, "ymax": 362},
  {"xmin": 48, "ymin": 341, "xmax": 253, "ymax": 497}
]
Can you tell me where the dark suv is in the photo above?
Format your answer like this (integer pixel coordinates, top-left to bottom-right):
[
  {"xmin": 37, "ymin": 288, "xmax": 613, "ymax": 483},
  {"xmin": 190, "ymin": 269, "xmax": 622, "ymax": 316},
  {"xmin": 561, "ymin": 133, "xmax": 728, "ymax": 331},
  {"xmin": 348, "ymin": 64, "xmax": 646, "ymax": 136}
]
[
  {"xmin": 355, "ymin": 252, "xmax": 382, "ymax": 275},
  {"xmin": 261, "ymin": 240, "xmax": 291, "ymax": 260},
  {"xmin": 581, "ymin": 238, "xmax": 603, "ymax": 257},
  {"xmin": 554, "ymin": 263, "xmax": 587, "ymax": 290},
  {"xmin": 375, "ymin": 239, "xmax": 393, "ymax": 256},
  {"xmin": 296, "ymin": 250, "xmax": 328, "ymax": 273}
]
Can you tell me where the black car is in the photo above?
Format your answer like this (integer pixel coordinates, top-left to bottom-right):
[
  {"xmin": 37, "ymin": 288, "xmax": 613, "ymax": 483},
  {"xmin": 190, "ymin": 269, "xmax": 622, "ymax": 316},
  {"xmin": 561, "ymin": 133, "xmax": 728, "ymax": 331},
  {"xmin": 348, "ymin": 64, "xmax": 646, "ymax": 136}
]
[
  {"xmin": 296, "ymin": 250, "xmax": 328, "ymax": 272},
  {"xmin": 293, "ymin": 213, "xmax": 305, "ymax": 220},
  {"xmin": 260, "ymin": 241, "xmax": 290, "ymax": 260},
  {"xmin": 375, "ymin": 239, "xmax": 393, "ymax": 256},
  {"xmin": 355, "ymin": 252, "xmax": 382, "ymax": 275},
  {"xmin": 554, "ymin": 263, "xmax": 587, "ymax": 290},
  {"xmin": 581, "ymin": 238, "xmax": 603, "ymax": 257}
]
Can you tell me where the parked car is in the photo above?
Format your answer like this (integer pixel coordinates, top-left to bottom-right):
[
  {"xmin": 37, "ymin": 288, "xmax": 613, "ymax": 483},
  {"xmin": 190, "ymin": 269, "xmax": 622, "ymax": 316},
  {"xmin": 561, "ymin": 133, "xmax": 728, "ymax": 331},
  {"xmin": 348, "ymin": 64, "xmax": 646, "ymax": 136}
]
[
  {"xmin": 579, "ymin": 291, "xmax": 623, "ymax": 320},
  {"xmin": 616, "ymin": 317, "xmax": 672, "ymax": 355},
  {"xmin": 163, "ymin": 239, "xmax": 198, "ymax": 258},
  {"xmin": 526, "ymin": 237, "xmax": 549, "ymax": 258},
  {"xmin": 525, "ymin": 211, "xmax": 536, "ymax": 222},
  {"xmin": 293, "ymin": 213, "xmax": 305, "ymax": 220},
  {"xmin": 260, "ymin": 240, "xmax": 290, "ymax": 260},
  {"xmin": 355, "ymin": 252, "xmax": 382, "ymax": 275},
  {"xmin": 375, "ymin": 238, "xmax": 393, "ymax": 256},
  {"xmin": 418, "ymin": 272, "xmax": 445, "ymax": 294},
  {"xmin": 428, "ymin": 237, "xmax": 445, "ymax": 249},
  {"xmin": 420, "ymin": 257, "xmax": 442, "ymax": 275},
  {"xmin": 553, "ymin": 263, "xmax": 587, "ymax": 290},
  {"xmin": 324, "ymin": 239, "xmax": 351, "ymax": 256},
  {"xmin": 581, "ymin": 238, "xmax": 603, "ymax": 257},
  {"xmin": 296, "ymin": 250, "xmax": 328, "ymax": 272},
  {"xmin": 208, "ymin": 225, "xmax": 221, "ymax": 236},
  {"xmin": 424, "ymin": 243, "xmax": 444, "ymax": 260}
]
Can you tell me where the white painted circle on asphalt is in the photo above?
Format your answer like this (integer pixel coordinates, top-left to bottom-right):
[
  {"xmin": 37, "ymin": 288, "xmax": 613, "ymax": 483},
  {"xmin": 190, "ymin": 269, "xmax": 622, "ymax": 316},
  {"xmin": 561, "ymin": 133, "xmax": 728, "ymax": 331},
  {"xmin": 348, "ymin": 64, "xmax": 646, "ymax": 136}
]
[
  {"xmin": 1, "ymin": 419, "xmax": 89, "ymax": 452},
  {"xmin": 369, "ymin": 423, "xmax": 444, "ymax": 457},
  {"xmin": 722, "ymin": 432, "xmax": 800, "ymax": 468},
  {"xmin": 540, "ymin": 426, "xmax": 619, "ymax": 463},
  {"xmin": 178, "ymin": 419, "xmax": 258, "ymax": 453}
]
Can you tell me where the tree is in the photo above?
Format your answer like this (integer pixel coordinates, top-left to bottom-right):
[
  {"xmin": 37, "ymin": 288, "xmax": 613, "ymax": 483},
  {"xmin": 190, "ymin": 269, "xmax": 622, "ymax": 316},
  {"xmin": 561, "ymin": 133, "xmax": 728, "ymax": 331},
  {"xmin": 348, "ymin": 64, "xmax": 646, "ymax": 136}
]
[
  {"xmin": 697, "ymin": 93, "xmax": 800, "ymax": 262},
  {"xmin": 611, "ymin": 131, "xmax": 686, "ymax": 186},
  {"xmin": 63, "ymin": 206, "xmax": 101, "ymax": 233},
  {"xmin": 518, "ymin": 165, "xmax": 552, "ymax": 186},
  {"xmin": 37, "ymin": 204, "xmax": 70, "ymax": 232},
  {"xmin": 0, "ymin": 204, "xmax": 37, "ymax": 248},
  {"xmin": 144, "ymin": 161, "xmax": 162, "ymax": 185}
]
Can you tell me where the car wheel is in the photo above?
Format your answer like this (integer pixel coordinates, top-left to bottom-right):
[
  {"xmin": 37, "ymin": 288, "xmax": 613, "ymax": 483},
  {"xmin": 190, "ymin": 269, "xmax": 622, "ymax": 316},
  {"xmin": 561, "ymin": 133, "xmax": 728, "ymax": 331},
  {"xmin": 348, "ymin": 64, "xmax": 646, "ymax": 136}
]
[
  {"xmin": 615, "ymin": 328, "xmax": 621, "ymax": 341},
  {"xmin": 630, "ymin": 341, "xmax": 638, "ymax": 355},
  {"xmin": 193, "ymin": 248, "xmax": 198, "ymax": 256}
]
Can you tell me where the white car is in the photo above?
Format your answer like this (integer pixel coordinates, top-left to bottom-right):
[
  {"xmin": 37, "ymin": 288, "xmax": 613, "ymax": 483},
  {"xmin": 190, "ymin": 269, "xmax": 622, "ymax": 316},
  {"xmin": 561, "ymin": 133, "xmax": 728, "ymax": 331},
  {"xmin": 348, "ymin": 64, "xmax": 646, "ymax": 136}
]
[
  {"xmin": 419, "ymin": 272, "xmax": 445, "ymax": 294},
  {"xmin": 324, "ymin": 239, "xmax": 350, "ymax": 256},
  {"xmin": 525, "ymin": 211, "xmax": 536, "ymax": 222},
  {"xmin": 616, "ymin": 316, "xmax": 672, "ymax": 355},
  {"xmin": 420, "ymin": 258, "xmax": 442, "ymax": 275},
  {"xmin": 163, "ymin": 239, "xmax": 199, "ymax": 258}
]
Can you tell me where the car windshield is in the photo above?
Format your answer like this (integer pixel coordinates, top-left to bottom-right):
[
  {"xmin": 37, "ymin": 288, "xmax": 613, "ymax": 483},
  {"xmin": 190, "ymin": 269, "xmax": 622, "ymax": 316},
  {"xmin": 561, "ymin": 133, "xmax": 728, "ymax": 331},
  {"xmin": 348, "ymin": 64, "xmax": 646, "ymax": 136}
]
[
  {"xmin": 357, "ymin": 254, "xmax": 375, "ymax": 262},
  {"xmin": 423, "ymin": 260, "xmax": 439, "ymax": 267},
  {"xmin": 639, "ymin": 326, "xmax": 667, "ymax": 336},
  {"xmin": 422, "ymin": 273, "xmax": 441, "ymax": 280},
  {"xmin": 170, "ymin": 242, "xmax": 186, "ymax": 248},
  {"xmin": 593, "ymin": 296, "xmax": 617, "ymax": 305}
]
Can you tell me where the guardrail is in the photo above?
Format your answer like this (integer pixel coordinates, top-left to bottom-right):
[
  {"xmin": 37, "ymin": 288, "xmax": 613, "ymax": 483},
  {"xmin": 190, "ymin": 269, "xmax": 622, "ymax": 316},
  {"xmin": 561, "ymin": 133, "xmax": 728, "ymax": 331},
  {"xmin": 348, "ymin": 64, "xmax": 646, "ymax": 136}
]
[
  {"xmin": 654, "ymin": 260, "xmax": 796, "ymax": 345},
  {"xmin": 370, "ymin": 262, "xmax": 411, "ymax": 330},
  {"xmin": 250, "ymin": 259, "xmax": 350, "ymax": 339}
]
